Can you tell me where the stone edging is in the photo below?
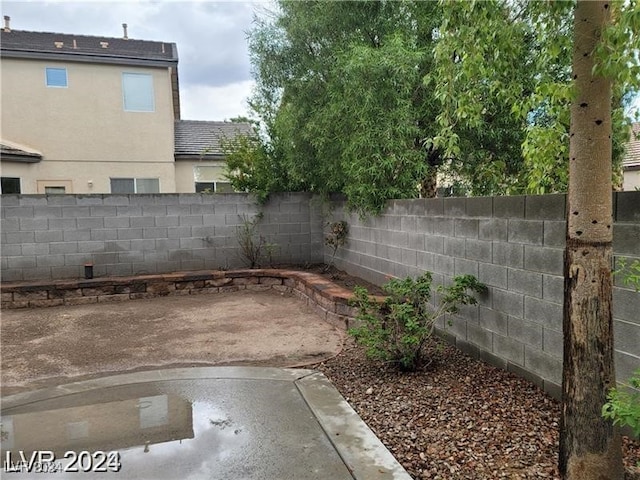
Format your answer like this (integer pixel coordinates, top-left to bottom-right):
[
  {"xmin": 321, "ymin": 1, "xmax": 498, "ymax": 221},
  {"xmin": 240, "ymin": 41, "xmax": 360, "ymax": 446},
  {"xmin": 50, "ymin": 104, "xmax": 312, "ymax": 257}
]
[{"xmin": 0, "ymin": 269, "xmax": 386, "ymax": 331}]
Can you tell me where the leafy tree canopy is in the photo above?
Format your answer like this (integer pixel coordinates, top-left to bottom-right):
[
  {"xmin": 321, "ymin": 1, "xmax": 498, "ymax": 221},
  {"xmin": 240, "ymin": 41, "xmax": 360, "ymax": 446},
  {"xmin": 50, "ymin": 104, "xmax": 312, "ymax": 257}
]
[{"xmin": 226, "ymin": 0, "xmax": 639, "ymax": 215}]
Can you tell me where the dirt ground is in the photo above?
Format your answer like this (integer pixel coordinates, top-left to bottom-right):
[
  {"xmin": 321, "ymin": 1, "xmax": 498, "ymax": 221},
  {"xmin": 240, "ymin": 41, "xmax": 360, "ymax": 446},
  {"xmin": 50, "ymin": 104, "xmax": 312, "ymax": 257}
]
[{"xmin": 0, "ymin": 289, "xmax": 344, "ymax": 396}]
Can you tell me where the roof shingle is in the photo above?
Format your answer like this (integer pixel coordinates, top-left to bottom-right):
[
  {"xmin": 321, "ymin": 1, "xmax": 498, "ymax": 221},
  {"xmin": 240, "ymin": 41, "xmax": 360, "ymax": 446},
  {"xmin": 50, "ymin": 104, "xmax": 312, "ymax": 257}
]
[
  {"xmin": 174, "ymin": 120, "xmax": 253, "ymax": 157},
  {"xmin": 0, "ymin": 29, "xmax": 178, "ymax": 65}
]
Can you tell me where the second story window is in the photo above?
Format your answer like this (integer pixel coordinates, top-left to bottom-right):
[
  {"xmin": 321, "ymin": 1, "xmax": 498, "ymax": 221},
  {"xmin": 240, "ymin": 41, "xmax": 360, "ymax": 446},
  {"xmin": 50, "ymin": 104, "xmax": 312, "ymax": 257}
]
[
  {"xmin": 122, "ymin": 73, "xmax": 154, "ymax": 112},
  {"xmin": 45, "ymin": 67, "xmax": 67, "ymax": 87}
]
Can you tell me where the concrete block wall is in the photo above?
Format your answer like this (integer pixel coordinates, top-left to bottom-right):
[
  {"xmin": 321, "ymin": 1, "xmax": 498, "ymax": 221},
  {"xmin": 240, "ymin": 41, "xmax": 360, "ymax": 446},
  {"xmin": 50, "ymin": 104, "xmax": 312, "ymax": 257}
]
[
  {"xmin": 1, "ymin": 190, "xmax": 638, "ymax": 396},
  {"xmin": 1, "ymin": 192, "xmax": 323, "ymax": 282},
  {"xmin": 327, "ymin": 192, "xmax": 640, "ymax": 396}
]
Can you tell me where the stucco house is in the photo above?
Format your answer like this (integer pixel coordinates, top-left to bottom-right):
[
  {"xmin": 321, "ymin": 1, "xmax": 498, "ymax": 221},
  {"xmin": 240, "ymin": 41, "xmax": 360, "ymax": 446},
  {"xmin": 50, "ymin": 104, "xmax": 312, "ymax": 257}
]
[
  {"xmin": 622, "ymin": 122, "xmax": 640, "ymax": 191},
  {"xmin": 0, "ymin": 17, "xmax": 250, "ymax": 194}
]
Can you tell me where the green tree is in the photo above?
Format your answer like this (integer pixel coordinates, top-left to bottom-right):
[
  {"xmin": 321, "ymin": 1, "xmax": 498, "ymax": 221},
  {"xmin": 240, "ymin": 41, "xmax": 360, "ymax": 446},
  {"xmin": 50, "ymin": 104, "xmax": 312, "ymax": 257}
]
[
  {"xmin": 560, "ymin": 2, "xmax": 622, "ymax": 478},
  {"xmin": 431, "ymin": 0, "xmax": 636, "ymax": 195},
  {"xmin": 221, "ymin": 120, "xmax": 299, "ymax": 203},
  {"xmin": 241, "ymin": 0, "xmax": 636, "ymax": 215},
  {"xmin": 433, "ymin": 1, "xmax": 639, "ymax": 477},
  {"xmin": 248, "ymin": 1, "xmax": 448, "ymax": 214}
]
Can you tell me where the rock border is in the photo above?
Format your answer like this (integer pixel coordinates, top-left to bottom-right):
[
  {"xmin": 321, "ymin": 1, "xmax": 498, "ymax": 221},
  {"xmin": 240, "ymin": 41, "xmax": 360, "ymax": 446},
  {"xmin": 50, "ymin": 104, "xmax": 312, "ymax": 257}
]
[{"xmin": 0, "ymin": 269, "xmax": 385, "ymax": 331}]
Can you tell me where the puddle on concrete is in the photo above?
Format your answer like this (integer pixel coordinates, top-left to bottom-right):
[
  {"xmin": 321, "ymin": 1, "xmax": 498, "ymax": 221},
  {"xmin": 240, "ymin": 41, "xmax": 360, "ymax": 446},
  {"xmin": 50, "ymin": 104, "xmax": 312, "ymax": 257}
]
[{"xmin": 1, "ymin": 379, "xmax": 353, "ymax": 479}]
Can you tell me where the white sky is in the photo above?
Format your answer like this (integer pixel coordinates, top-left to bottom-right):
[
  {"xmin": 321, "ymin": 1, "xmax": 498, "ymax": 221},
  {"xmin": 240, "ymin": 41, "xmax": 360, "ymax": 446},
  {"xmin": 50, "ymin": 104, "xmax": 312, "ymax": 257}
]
[{"xmin": 1, "ymin": 0, "xmax": 266, "ymax": 121}]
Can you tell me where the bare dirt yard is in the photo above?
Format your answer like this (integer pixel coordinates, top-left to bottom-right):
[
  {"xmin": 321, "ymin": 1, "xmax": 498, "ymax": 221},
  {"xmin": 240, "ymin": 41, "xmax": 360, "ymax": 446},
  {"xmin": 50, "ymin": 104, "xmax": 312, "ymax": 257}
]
[{"xmin": 1, "ymin": 289, "xmax": 344, "ymax": 396}]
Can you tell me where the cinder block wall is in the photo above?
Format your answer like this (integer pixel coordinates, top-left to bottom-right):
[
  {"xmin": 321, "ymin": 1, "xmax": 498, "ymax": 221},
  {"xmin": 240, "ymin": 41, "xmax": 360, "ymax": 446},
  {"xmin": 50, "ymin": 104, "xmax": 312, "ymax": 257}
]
[
  {"xmin": 2, "ymin": 190, "xmax": 638, "ymax": 395},
  {"xmin": 326, "ymin": 192, "xmax": 640, "ymax": 396},
  {"xmin": 0, "ymin": 192, "xmax": 323, "ymax": 281}
]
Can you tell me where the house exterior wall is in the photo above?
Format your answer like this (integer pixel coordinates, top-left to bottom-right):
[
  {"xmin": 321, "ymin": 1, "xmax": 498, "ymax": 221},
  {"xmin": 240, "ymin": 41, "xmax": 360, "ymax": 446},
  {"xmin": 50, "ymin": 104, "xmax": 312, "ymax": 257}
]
[
  {"xmin": 623, "ymin": 168, "xmax": 640, "ymax": 191},
  {"xmin": 174, "ymin": 160, "xmax": 229, "ymax": 193},
  {"xmin": 174, "ymin": 162, "xmax": 197, "ymax": 193},
  {"xmin": 0, "ymin": 161, "xmax": 176, "ymax": 194},
  {"xmin": 1, "ymin": 57, "xmax": 176, "ymax": 193}
]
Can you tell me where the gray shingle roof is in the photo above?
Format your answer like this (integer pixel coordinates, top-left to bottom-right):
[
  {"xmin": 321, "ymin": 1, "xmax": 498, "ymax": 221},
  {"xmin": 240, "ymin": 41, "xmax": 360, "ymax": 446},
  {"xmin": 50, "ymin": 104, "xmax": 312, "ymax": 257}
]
[
  {"xmin": 0, "ymin": 29, "xmax": 178, "ymax": 66},
  {"xmin": 174, "ymin": 120, "xmax": 253, "ymax": 158}
]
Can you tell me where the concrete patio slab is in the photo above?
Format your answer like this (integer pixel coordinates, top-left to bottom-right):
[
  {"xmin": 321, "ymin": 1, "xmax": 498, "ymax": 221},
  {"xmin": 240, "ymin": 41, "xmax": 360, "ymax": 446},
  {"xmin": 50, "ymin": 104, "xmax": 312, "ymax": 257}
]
[{"xmin": 1, "ymin": 367, "xmax": 412, "ymax": 479}]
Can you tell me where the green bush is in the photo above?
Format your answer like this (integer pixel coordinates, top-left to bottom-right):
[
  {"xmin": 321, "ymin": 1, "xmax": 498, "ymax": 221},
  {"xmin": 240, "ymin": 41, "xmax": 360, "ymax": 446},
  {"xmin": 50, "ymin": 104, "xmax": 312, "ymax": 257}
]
[
  {"xmin": 349, "ymin": 272, "xmax": 486, "ymax": 371},
  {"xmin": 614, "ymin": 257, "xmax": 640, "ymax": 292},
  {"xmin": 602, "ymin": 368, "xmax": 640, "ymax": 438}
]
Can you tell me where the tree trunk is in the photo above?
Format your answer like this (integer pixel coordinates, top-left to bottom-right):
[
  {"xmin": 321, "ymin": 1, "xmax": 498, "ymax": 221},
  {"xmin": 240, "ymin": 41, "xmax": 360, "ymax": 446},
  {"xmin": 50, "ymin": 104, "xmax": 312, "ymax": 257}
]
[
  {"xmin": 559, "ymin": 2, "xmax": 623, "ymax": 479},
  {"xmin": 419, "ymin": 167, "xmax": 438, "ymax": 198}
]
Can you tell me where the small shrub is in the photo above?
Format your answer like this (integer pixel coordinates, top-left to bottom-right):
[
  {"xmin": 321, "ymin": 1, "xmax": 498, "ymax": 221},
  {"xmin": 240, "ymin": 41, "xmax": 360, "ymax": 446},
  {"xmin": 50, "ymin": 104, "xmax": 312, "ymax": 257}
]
[
  {"xmin": 324, "ymin": 221, "xmax": 348, "ymax": 272},
  {"xmin": 614, "ymin": 257, "xmax": 640, "ymax": 292},
  {"xmin": 602, "ymin": 368, "xmax": 640, "ymax": 438},
  {"xmin": 349, "ymin": 272, "xmax": 486, "ymax": 371},
  {"xmin": 236, "ymin": 213, "xmax": 267, "ymax": 268},
  {"xmin": 264, "ymin": 242, "xmax": 279, "ymax": 267}
]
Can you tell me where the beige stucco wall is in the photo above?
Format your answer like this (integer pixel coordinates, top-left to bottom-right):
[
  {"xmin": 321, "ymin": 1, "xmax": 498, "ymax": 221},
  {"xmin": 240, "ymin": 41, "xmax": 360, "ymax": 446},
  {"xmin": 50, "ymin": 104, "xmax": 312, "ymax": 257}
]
[
  {"xmin": 1, "ymin": 57, "xmax": 176, "ymax": 193},
  {"xmin": 623, "ymin": 169, "xmax": 640, "ymax": 191},
  {"xmin": 0, "ymin": 161, "xmax": 176, "ymax": 194}
]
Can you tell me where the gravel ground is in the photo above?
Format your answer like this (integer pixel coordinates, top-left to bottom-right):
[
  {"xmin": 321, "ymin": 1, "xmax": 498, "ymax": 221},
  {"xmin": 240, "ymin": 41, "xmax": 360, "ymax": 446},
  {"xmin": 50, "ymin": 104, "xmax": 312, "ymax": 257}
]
[{"xmin": 312, "ymin": 340, "xmax": 640, "ymax": 480}]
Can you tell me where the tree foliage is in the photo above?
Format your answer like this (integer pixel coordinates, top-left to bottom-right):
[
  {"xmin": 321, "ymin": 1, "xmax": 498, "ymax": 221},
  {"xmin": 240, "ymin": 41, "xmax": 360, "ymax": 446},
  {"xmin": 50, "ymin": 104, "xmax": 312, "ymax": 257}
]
[
  {"xmin": 245, "ymin": 1, "xmax": 448, "ymax": 215},
  {"xmin": 221, "ymin": 119, "xmax": 302, "ymax": 203},
  {"xmin": 432, "ymin": 0, "xmax": 637, "ymax": 195},
  {"xmin": 234, "ymin": 0, "xmax": 639, "ymax": 215}
]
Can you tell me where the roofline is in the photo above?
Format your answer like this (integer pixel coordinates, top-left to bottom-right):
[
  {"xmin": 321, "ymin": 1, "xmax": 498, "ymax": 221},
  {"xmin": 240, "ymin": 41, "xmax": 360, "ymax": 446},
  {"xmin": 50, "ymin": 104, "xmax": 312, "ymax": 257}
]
[
  {"xmin": 0, "ymin": 153, "xmax": 42, "ymax": 163},
  {"xmin": 1, "ymin": 49, "xmax": 178, "ymax": 68},
  {"xmin": 175, "ymin": 154, "xmax": 226, "ymax": 161}
]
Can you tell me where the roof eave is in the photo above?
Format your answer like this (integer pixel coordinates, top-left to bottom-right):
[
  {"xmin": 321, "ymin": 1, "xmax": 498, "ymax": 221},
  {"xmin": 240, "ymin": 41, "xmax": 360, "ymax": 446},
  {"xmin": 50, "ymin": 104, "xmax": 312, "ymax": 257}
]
[
  {"xmin": 1, "ymin": 153, "xmax": 42, "ymax": 163},
  {"xmin": 1, "ymin": 49, "xmax": 178, "ymax": 67},
  {"xmin": 175, "ymin": 154, "xmax": 226, "ymax": 161}
]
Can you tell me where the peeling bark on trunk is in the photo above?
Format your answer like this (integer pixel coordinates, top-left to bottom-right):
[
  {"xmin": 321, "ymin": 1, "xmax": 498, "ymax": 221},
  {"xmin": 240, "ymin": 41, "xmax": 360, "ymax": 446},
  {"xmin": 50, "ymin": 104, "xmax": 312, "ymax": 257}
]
[{"xmin": 559, "ymin": 1, "xmax": 623, "ymax": 479}]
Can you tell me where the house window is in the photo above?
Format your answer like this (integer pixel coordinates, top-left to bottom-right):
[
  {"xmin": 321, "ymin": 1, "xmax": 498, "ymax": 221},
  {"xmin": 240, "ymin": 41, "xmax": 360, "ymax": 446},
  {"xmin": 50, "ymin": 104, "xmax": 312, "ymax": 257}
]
[
  {"xmin": 1, "ymin": 177, "xmax": 21, "ymax": 194},
  {"xmin": 122, "ymin": 73, "xmax": 154, "ymax": 112},
  {"xmin": 215, "ymin": 182, "xmax": 234, "ymax": 193},
  {"xmin": 110, "ymin": 178, "xmax": 160, "ymax": 193},
  {"xmin": 195, "ymin": 182, "xmax": 215, "ymax": 193},
  {"xmin": 194, "ymin": 165, "xmax": 234, "ymax": 193},
  {"xmin": 195, "ymin": 181, "xmax": 234, "ymax": 193},
  {"xmin": 45, "ymin": 67, "xmax": 68, "ymax": 87},
  {"xmin": 37, "ymin": 180, "xmax": 72, "ymax": 193},
  {"xmin": 45, "ymin": 186, "xmax": 66, "ymax": 194}
]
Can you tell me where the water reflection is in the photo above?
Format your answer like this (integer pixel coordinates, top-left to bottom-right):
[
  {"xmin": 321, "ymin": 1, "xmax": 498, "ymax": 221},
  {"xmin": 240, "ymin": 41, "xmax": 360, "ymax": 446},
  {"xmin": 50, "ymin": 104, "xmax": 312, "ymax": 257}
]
[{"xmin": 1, "ymin": 378, "xmax": 352, "ymax": 479}]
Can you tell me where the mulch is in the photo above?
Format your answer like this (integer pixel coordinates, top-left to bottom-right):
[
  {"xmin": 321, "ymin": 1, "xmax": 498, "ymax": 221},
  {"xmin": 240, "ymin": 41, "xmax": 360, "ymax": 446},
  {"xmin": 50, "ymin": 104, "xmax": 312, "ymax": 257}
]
[{"xmin": 312, "ymin": 340, "xmax": 640, "ymax": 480}]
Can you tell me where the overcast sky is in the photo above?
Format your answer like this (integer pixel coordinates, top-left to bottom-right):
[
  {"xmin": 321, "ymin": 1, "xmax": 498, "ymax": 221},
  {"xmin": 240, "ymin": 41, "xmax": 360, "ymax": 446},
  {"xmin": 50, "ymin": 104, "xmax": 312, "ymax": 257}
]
[{"xmin": 1, "ymin": 1, "xmax": 267, "ymax": 121}]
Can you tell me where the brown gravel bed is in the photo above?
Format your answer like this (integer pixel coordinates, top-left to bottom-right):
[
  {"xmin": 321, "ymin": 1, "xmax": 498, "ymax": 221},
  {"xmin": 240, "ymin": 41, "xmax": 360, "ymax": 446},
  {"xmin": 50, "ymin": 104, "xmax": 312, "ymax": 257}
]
[{"xmin": 311, "ymin": 340, "xmax": 640, "ymax": 479}]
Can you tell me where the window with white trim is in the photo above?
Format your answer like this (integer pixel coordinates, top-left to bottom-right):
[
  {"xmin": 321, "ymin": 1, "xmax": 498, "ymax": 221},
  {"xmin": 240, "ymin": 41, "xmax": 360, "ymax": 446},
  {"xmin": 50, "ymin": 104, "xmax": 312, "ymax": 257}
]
[
  {"xmin": 45, "ymin": 67, "xmax": 67, "ymax": 87},
  {"xmin": 122, "ymin": 73, "xmax": 154, "ymax": 112},
  {"xmin": 110, "ymin": 178, "xmax": 159, "ymax": 194}
]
